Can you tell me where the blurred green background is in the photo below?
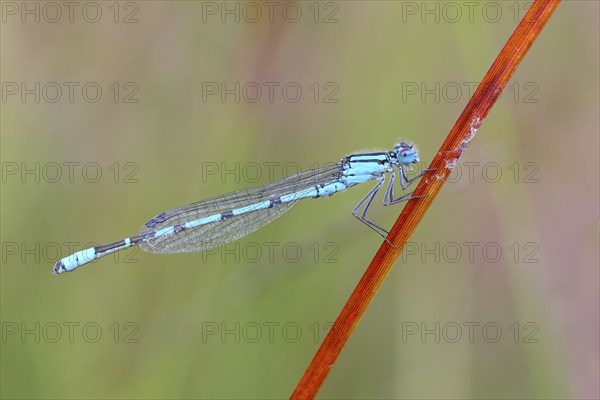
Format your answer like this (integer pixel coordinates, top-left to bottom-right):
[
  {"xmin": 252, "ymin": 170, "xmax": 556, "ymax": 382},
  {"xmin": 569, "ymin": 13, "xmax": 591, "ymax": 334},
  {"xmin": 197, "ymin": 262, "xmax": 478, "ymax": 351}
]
[{"xmin": 1, "ymin": 1, "xmax": 598, "ymax": 399}]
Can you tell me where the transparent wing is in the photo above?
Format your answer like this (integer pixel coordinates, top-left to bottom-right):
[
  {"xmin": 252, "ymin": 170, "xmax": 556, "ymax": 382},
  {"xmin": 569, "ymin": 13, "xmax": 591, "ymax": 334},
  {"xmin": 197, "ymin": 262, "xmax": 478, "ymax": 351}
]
[{"xmin": 139, "ymin": 162, "xmax": 341, "ymax": 254}]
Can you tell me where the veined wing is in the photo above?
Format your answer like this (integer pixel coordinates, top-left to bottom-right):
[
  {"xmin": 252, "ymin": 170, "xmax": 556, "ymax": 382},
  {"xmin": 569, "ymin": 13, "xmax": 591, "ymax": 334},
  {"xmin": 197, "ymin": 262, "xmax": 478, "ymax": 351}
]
[{"xmin": 139, "ymin": 162, "xmax": 341, "ymax": 254}]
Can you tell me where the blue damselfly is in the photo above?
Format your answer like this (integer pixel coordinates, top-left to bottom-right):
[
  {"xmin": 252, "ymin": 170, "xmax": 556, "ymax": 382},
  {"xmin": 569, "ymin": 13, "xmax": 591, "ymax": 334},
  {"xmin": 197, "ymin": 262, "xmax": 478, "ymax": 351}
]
[{"xmin": 53, "ymin": 141, "xmax": 429, "ymax": 274}]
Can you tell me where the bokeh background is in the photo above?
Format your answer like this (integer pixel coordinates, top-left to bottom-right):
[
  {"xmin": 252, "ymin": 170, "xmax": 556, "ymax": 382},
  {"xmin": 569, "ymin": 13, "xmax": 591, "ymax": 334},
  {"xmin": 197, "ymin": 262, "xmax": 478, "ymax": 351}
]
[{"xmin": 1, "ymin": 1, "xmax": 598, "ymax": 399}]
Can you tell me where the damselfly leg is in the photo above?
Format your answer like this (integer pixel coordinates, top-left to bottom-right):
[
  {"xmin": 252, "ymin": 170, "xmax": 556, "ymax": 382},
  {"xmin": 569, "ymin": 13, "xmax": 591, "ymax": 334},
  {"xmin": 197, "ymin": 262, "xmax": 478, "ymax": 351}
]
[{"xmin": 353, "ymin": 166, "xmax": 435, "ymax": 243}]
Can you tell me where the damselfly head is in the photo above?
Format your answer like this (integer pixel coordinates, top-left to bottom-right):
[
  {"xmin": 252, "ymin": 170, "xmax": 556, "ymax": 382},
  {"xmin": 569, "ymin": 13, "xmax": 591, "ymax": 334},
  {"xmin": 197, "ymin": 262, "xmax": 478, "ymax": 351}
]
[{"xmin": 394, "ymin": 141, "xmax": 419, "ymax": 164}]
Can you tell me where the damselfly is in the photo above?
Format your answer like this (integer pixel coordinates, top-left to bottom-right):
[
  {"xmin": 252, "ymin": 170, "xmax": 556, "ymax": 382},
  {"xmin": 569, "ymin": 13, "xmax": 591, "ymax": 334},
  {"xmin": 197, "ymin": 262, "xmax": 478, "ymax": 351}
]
[{"xmin": 53, "ymin": 141, "xmax": 429, "ymax": 274}]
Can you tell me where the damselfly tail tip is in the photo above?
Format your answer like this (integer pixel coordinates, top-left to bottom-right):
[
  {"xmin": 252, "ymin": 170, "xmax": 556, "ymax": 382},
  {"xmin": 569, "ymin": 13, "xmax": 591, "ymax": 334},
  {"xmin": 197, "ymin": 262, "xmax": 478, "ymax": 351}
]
[{"xmin": 52, "ymin": 260, "xmax": 66, "ymax": 275}]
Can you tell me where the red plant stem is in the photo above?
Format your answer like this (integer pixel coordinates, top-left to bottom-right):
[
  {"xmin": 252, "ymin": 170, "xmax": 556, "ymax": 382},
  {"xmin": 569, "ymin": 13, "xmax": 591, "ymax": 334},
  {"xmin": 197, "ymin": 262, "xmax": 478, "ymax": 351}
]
[{"xmin": 290, "ymin": 0, "xmax": 561, "ymax": 398}]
